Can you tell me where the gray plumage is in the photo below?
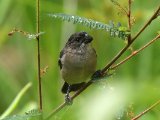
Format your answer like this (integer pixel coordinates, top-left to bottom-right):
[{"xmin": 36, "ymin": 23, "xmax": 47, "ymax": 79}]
[{"xmin": 58, "ymin": 32, "xmax": 97, "ymax": 93}]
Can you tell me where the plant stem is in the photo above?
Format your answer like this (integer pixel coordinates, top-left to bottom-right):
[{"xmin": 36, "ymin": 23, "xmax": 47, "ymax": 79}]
[
  {"xmin": 112, "ymin": 0, "xmax": 128, "ymax": 16},
  {"xmin": 102, "ymin": 0, "xmax": 133, "ymax": 73},
  {"xmin": 131, "ymin": 99, "xmax": 160, "ymax": 120},
  {"xmin": 101, "ymin": 43, "xmax": 130, "ymax": 73},
  {"xmin": 111, "ymin": 34, "xmax": 160, "ymax": 69},
  {"xmin": 127, "ymin": 0, "xmax": 132, "ymax": 43},
  {"xmin": 36, "ymin": 0, "xmax": 42, "ymax": 111},
  {"xmin": 45, "ymin": 103, "xmax": 66, "ymax": 120},
  {"xmin": 102, "ymin": 5, "xmax": 160, "ymax": 73},
  {"xmin": 132, "ymin": 6, "xmax": 160, "ymax": 41},
  {"xmin": 44, "ymin": 82, "xmax": 92, "ymax": 120}
]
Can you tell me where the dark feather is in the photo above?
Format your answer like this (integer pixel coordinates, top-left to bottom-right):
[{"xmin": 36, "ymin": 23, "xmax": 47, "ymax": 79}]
[
  {"xmin": 61, "ymin": 82, "xmax": 86, "ymax": 94},
  {"xmin": 58, "ymin": 50, "xmax": 64, "ymax": 69}
]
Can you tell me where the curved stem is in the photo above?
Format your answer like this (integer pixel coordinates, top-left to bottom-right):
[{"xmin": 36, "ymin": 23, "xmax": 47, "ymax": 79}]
[{"xmin": 0, "ymin": 83, "xmax": 32, "ymax": 119}]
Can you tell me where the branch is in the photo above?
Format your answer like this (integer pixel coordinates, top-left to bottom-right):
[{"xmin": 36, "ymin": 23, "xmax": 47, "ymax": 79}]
[
  {"xmin": 8, "ymin": 28, "xmax": 44, "ymax": 40},
  {"xmin": 132, "ymin": 6, "xmax": 160, "ymax": 41},
  {"xmin": 101, "ymin": 44, "xmax": 130, "ymax": 73},
  {"xmin": 111, "ymin": 34, "xmax": 160, "ymax": 69},
  {"xmin": 131, "ymin": 99, "xmax": 160, "ymax": 120},
  {"xmin": 102, "ymin": 5, "xmax": 160, "ymax": 73},
  {"xmin": 45, "ymin": 5, "xmax": 160, "ymax": 120},
  {"xmin": 36, "ymin": 0, "xmax": 43, "ymax": 111},
  {"xmin": 45, "ymin": 82, "xmax": 92, "ymax": 120},
  {"xmin": 101, "ymin": 0, "xmax": 133, "ymax": 73},
  {"xmin": 111, "ymin": 0, "xmax": 128, "ymax": 16}
]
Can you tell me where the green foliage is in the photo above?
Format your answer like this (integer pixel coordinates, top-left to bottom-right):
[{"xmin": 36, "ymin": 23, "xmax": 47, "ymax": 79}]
[
  {"xmin": 0, "ymin": 83, "xmax": 32, "ymax": 120},
  {"xmin": 49, "ymin": 13, "xmax": 129, "ymax": 39},
  {"xmin": 1, "ymin": 109, "xmax": 42, "ymax": 120}
]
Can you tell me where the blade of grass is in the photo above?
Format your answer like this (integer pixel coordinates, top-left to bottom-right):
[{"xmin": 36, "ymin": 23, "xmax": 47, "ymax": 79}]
[{"xmin": 0, "ymin": 82, "xmax": 32, "ymax": 119}]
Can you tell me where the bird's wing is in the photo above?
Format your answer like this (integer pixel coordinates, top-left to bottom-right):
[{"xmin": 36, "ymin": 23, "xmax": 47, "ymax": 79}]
[{"xmin": 58, "ymin": 49, "xmax": 64, "ymax": 69}]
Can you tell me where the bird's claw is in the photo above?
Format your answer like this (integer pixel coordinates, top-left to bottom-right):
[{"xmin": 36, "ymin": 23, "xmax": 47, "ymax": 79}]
[
  {"xmin": 91, "ymin": 70, "xmax": 102, "ymax": 81},
  {"xmin": 65, "ymin": 94, "xmax": 73, "ymax": 105}
]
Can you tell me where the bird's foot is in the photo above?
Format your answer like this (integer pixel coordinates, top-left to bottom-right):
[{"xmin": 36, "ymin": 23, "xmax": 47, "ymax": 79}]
[
  {"xmin": 65, "ymin": 94, "xmax": 73, "ymax": 105},
  {"xmin": 91, "ymin": 70, "xmax": 103, "ymax": 82}
]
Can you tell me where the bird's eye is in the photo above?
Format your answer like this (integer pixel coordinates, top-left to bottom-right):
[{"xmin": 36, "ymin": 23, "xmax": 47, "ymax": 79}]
[
  {"xmin": 84, "ymin": 33, "xmax": 88, "ymax": 37},
  {"xmin": 79, "ymin": 32, "xmax": 87, "ymax": 37}
]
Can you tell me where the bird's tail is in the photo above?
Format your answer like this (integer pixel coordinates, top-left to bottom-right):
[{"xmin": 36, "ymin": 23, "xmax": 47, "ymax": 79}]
[{"xmin": 61, "ymin": 82, "xmax": 86, "ymax": 94}]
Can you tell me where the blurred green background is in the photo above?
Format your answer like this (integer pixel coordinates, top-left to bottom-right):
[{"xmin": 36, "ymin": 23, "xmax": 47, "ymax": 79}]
[{"xmin": 0, "ymin": 0, "xmax": 160, "ymax": 120}]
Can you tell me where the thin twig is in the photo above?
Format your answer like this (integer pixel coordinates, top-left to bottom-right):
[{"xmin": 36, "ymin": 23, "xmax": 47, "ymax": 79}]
[
  {"xmin": 45, "ymin": 5, "xmax": 160, "ymax": 120},
  {"xmin": 102, "ymin": 0, "xmax": 132, "ymax": 73},
  {"xmin": 36, "ymin": 0, "xmax": 43, "ymax": 111},
  {"xmin": 45, "ymin": 102, "xmax": 66, "ymax": 120},
  {"xmin": 111, "ymin": 34, "xmax": 160, "ymax": 69},
  {"xmin": 101, "ymin": 44, "xmax": 130, "ymax": 73},
  {"xmin": 111, "ymin": 0, "xmax": 128, "ymax": 16},
  {"xmin": 45, "ymin": 82, "xmax": 92, "ymax": 120},
  {"xmin": 127, "ymin": 0, "xmax": 132, "ymax": 43},
  {"xmin": 131, "ymin": 99, "xmax": 160, "ymax": 120},
  {"xmin": 132, "ymin": 6, "xmax": 160, "ymax": 41},
  {"xmin": 102, "ymin": 5, "xmax": 160, "ymax": 73}
]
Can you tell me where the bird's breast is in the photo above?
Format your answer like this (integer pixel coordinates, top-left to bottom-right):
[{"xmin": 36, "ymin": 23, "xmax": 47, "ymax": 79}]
[{"xmin": 61, "ymin": 46, "xmax": 97, "ymax": 84}]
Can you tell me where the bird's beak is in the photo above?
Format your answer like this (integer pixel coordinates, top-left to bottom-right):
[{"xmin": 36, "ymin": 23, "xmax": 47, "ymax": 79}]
[{"xmin": 84, "ymin": 35, "xmax": 93, "ymax": 44}]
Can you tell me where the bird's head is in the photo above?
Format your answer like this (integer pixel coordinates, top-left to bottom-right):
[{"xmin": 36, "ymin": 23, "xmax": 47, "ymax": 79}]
[{"xmin": 66, "ymin": 32, "xmax": 93, "ymax": 48}]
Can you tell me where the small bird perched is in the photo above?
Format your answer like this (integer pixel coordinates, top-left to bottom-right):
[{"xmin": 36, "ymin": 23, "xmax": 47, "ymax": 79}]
[{"xmin": 58, "ymin": 31, "xmax": 97, "ymax": 103}]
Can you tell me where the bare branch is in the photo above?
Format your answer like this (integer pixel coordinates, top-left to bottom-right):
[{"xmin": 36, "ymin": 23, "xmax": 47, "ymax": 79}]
[
  {"xmin": 111, "ymin": 34, "xmax": 160, "ymax": 69},
  {"xmin": 132, "ymin": 6, "xmax": 160, "ymax": 41},
  {"xmin": 131, "ymin": 99, "xmax": 160, "ymax": 120},
  {"xmin": 102, "ymin": 5, "xmax": 160, "ymax": 73},
  {"xmin": 45, "ymin": 82, "xmax": 92, "ymax": 120},
  {"xmin": 111, "ymin": 0, "xmax": 128, "ymax": 16}
]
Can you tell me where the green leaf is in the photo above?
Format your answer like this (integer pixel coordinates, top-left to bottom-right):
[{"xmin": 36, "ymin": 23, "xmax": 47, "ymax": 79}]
[
  {"xmin": 49, "ymin": 13, "xmax": 129, "ymax": 39},
  {"xmin": 1, "ymin": 109, "xmax": 42, "ymax": 120},
  {"xmin": 0, "ymin": 83, "xmax": 32, "ymax": 119}
]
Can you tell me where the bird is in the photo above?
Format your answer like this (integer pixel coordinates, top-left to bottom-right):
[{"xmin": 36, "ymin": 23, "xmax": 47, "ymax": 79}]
[{"xmin": 58, "ymin": 31, "xmax": 97, "ymax": 104}]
